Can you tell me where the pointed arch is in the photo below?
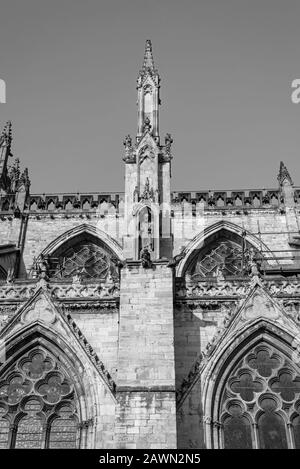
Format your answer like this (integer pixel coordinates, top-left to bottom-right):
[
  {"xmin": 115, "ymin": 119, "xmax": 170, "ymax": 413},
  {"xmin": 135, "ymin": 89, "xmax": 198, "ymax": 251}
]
[
  {"xmin": 201, "ymin": 319, "xmax": 300, "ymax": 449},
  {"xmin": 0, "ymin": 287, "xmax": 117, "ymax": 400},
  {"xmin": 36, "ymin": 224, "xmax": 124, "ymax": 261},
  {"xmin": 0, "ymin": 321, "xmax": 103, "ymax": 448},
  {"xmin": 32, "ymin": 224, "xmax": 124, "ymax": 280},
  {"xmin": 132, "ymin": 202, "xmax": 160, "ymax": 260},
  {"xmin": 176, "ymin": 220, "xmax": 279, "ymax": 277}
]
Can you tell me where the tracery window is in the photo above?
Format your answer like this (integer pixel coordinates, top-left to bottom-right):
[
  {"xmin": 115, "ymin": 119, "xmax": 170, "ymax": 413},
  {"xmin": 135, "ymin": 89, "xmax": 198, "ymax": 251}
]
[
  {"xmin": 48, "ymin": 237, "xmax": 118, "ymax": 281},
  {"xmin": 186, "ymin": 231, "xmax": 252, "ymax": 279},
  {"xmin": 220, "ymin": 344, "xmax": 300, "ymax": 449},
  {"xmin": 0, "ymin": 349, "xmax": 78, "ymax": 449}
]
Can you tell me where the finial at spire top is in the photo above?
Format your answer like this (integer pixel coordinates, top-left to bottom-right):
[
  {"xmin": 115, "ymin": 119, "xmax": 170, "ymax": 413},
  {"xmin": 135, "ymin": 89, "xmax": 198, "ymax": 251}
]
[{"xmin": 142, "ymin": 39, "xmax": 155, "ymax": 71}]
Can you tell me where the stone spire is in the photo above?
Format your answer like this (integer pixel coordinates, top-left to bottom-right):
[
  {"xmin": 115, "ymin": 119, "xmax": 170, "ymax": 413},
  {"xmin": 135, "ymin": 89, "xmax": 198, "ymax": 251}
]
[
  {"xmin": 142, "ymin": 39, "xmax": 156, "ymax": 72},
  {"xmin": 278, "ymin": 161, "xmax": 293, "ymax": 186},
  {"xmin": 136, "ymin": 40, "xmax": 160, "ymax": 140}
]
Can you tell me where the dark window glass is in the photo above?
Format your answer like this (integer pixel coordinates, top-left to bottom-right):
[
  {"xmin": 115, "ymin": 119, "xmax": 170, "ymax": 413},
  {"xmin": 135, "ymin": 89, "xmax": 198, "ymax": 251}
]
[
  {"xmin": 258, "ymin": 411, "xmax": 288, "ymax": 449},
  {"xmin": 292, "ymin": 415, "xmax": 300, "ymax": 449},
  {"xmin": 49, "ymin": 406, "xmax": 77, "ymax": 449},
  {"xmin": 224, "ymin": 415, "xmax": 252, "ymax": 449}
]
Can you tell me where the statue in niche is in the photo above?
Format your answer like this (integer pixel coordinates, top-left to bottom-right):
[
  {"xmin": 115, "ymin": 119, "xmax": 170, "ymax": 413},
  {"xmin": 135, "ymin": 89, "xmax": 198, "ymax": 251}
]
[
  {"xmin": 138, "ymin": 206, "xmax": 154, "ymax": 255},
  {"xmin": 140, "ymin": 246, "xmax": 152, "ymax": 269},
  {"xmin": 143, "ymin": 116, "xmax": 152, "ymax": 133},
  {"xmin": 141, "ymin": 177, "xmax": 154, "ymax": 201}
]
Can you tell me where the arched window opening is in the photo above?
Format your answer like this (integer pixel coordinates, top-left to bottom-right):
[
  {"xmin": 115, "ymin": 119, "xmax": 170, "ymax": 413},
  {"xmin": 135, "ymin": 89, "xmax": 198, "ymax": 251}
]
[
  {"xmin": 219, "ymin": 343, "xmax": 300, "ymax": 449},
  {"xmin": 43, "ymin": 232, "xmax": 118, "ymax": 281},
  {"xmin": 14, "ymin": 399, "xmax": 44, "ymax": 449},
  {"xmin": 223, "ymin": 403, "xmax": 253, "ymax": 449},
  {"xmin": 185, "ymin": 229, "xmax": 260, "ymax": 279},
  {"xmin": 0, "ymin": 349, "xmax": 79, "ymax": 449},
  {"xmin": 48, "ymin": 404, "xmax": 77, "ymax": 449},
  {"xmin": 257, "ymin": 398, "xmax": 288, "ymax": 449}
]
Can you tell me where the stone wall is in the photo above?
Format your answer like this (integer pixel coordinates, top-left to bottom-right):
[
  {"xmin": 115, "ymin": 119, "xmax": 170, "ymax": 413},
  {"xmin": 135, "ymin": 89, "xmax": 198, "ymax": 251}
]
[{"xmin": 115, "ymin": 262, "xmax": 176, "ymax": 448}]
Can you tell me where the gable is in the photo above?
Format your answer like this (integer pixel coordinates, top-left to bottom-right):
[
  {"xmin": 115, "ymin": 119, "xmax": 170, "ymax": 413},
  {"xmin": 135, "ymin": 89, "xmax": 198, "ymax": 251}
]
[{"xmin": 0, "ymin": 287, "xmax": 116, "ymax": 397}]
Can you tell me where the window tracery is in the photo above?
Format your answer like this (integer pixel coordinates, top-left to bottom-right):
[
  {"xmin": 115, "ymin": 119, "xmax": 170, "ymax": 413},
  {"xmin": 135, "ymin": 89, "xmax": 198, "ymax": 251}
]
[
  {"xmin": 50, "ymin": 241, "xmax": 117, "ymax": 281},
  {"xmin": 220, "ymin": 344, "xmax": 300, "ymax": 448},
  {"xmin": 0, "ymin": 349, "xmax": 78, "ymax": 449},
  {"xmin": 188, "ymin": 239, "xmax": 244, "ymax": 278}
]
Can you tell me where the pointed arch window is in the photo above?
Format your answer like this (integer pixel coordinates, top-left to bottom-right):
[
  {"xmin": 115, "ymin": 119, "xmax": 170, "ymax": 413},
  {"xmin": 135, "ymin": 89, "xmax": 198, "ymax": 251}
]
[
  {"xmin": 0, "ymin": 349, "xmax": 79, "ymax": 449},
  {"xmin": 185, "ymin": 229, "xmax": 260, "ymax": 279},
  {"xmin": 14, "ymin": 399, "xmax": 44, "ymax": 449},
  {"xmin": 223, "ymin": 404, "xmax": 252, "ymax": 449},
  {"xmin": 220, "ymin": 344, "xmax": 300, "ymax": 449},
  {"xmin": 44, "ymin": 232, "xmax": 118, "ymax": 281},
  {"xmin": 257, "ymin": 398, "xmax": 288, "ymax": 449},
  {"xmin": 48, "ymin": 404, "xmax": 78, "ymax": 449}
]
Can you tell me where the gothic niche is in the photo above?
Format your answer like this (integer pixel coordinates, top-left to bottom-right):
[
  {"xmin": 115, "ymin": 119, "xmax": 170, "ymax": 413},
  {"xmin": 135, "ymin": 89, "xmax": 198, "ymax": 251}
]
[
  {"xmin": 143, "ymin": 84, "xmax": 153, "ymax": 124},
  {"xmin": 46, "ymin": 233, "xmax": 118, "ymax": 281},
  {"xmin": 220, "ymin": 344, "xmax": 300, "ymax": 449},
  {"xmin": 0, "ymin": 349, "xmax": 78, "ymax": 449},
  {"xmin": 186, "ymin": 230, "xmax": 259, "ymax": 279},
  {"xmin": 138, "ymin": 206, "xmax": 154, "ymax": 257}
]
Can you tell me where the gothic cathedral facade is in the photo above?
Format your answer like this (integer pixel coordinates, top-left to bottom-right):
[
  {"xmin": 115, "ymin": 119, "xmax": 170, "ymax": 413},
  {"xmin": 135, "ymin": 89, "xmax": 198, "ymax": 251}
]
[{"xmin": 0, "ymin": 41, "xmax": 300, "ymax": 449}]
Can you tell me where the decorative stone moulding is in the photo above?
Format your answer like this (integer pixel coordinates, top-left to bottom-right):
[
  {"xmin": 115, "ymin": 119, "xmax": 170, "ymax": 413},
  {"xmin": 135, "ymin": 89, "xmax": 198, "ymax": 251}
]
[
  {"xmin": 0, "ymin": 280, "xmax": 120, "ymax": 302},
  {"xmin": 175, "ymin": 278, "xmax": 300, "ymax": 299}
]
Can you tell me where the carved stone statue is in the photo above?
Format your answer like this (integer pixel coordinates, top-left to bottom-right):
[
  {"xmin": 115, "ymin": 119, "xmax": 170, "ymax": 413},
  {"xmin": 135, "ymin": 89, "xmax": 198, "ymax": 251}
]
[
  {"xmin": 213, "ymin": 264, "xmax": 225, "ymax": 280},
  {"xmin": 245, "ymin": 248, "xmax": 261, "ymax": 277},
  {"xmin": 143, "ymin": 116, "xmax": 152, "ymax": 133},
  {"xmin": 123, "ymin": 134, "xmax": 135, "ymax": 163},
  {"xmin": 141, "ymin": 177, "xmax": 154, "ymax": 201},
  {"xmin": 38, "ymin": 254, "xmax": 50, "ymax": 281},
  {"xmin": 139, "ymin": 208, "xmax": 153, "ymax": 252},
  {"xmin": 140, "ymin": 246, "xmax": 152, "ymax": 269},
  {"xmin": 123, "ymin": 134, "xmax": 132, "ymax": 149},
  {"xmin": 164, "ymin": 133, "xmax": 173, "ymax": 156}
]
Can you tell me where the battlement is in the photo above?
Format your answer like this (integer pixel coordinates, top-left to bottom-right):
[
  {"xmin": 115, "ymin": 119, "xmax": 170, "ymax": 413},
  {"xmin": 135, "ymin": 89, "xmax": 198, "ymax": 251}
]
[
  {"xmin": 0, "ymin": 186, "xmax": 299, "ymax": 215},
  {"xmin": 0, "ymin": 191, "xmax": 125, "ymax": 215},
  {"xmin": 172, "ymin": 187, "xmax": 300, "ymax": 210}
]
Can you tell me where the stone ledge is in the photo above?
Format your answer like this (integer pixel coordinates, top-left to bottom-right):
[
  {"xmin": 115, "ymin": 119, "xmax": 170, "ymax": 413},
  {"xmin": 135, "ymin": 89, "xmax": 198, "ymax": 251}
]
[{"xmin": 116, "ymin": 385, "xmax": 176, "ymax": 393}]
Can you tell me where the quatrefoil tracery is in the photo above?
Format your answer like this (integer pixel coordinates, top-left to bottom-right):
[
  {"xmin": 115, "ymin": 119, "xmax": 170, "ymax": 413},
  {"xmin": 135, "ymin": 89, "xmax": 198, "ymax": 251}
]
[
  {"xmin": 19, "ymin": 351, "xmax": 54, "ymax": 380},
  {"xmin": 0, "ymin": 349, "xmax": 79, "ymax": 449},
  {"xmin": 222, "ymin": 344, "xmax": 300, "ymax": 429},
  {"xmin": 0, "ymin": 350, "xmax": 74, "ymax": 408}
]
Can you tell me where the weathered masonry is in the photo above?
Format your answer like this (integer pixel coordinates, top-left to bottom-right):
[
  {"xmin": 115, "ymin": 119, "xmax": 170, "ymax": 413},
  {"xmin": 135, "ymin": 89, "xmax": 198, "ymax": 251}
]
[{"xmin": 0, "ymin": 41, "xmax": 300, "ymax": 449}]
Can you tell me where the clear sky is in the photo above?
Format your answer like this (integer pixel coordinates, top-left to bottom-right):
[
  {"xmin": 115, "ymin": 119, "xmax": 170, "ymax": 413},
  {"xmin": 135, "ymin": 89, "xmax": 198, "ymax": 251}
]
[{"xmin": 0, "ymin": 0, "xmax": 300, "ymax": 193}]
